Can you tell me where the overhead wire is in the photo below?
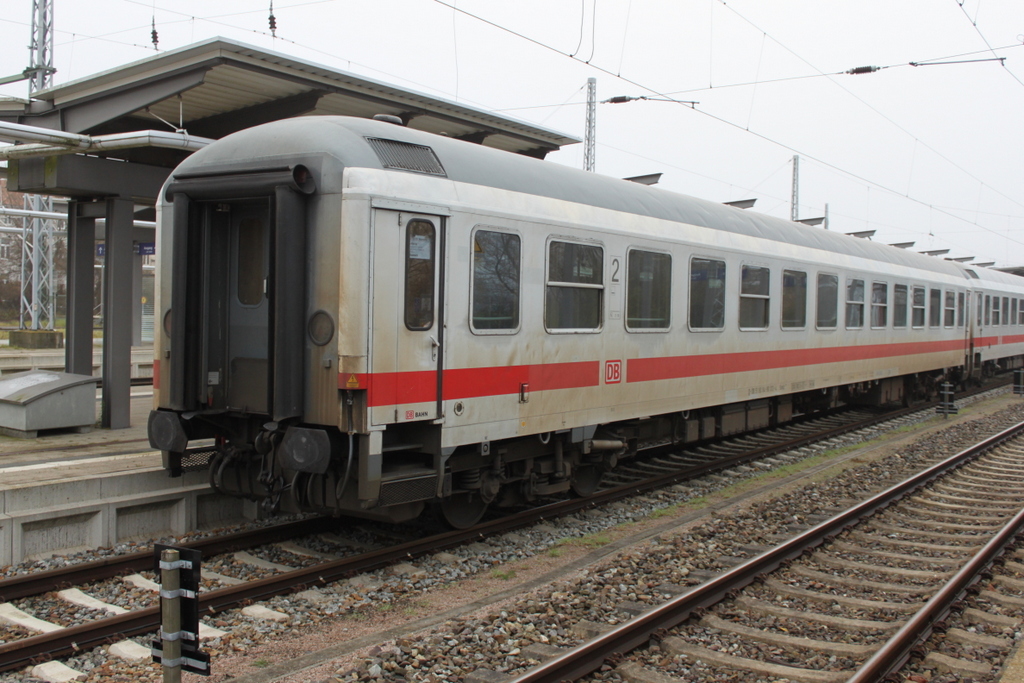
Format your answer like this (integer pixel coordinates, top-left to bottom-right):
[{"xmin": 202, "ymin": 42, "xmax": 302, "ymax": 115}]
[
  {"xmin": 4, "ymin": 2, "xmax": 1021, "ymax": 258},
  {"xmin": 108, "ymin": 0, "xmax": 489, "ymax": 113},
  {"xmin": 431, "ymin": 0, "xmax": 1024, "ymax": 258},
  {"xmin": 616, "ymin": 0, "xmax": 633, "ymax": 76},
  {"xmin": 569, "ymin": 0, "xmax": 585, "ymax": 58},
  {"xmin": 659, "ymin": 44, "xmax": 1024, "ymax": 96},
  {"xmin": 451, "ymin": 0, "xmax": 459, "ymax": 100},
  {"xmin": 952, "ymin": 0, "xmax": 1024, "ymax": 90},
  {"xmin": 587, "ymin": 0, "xmax": 597, "ymax": 64},
  {"xmin": 711, "ymin": 0, "xmax": 1024, "ymax": 217}
]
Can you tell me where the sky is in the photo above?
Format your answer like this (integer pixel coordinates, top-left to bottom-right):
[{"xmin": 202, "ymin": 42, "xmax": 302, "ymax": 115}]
[{"xmin": 2, "ymin": 0, "xmax": 1024, "ymax": 266}]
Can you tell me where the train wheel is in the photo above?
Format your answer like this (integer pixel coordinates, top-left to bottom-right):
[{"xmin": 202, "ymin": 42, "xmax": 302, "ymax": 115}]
[
  {"xmin": 571, "ymin": 465, "xmax": 603, "ymax": 497},
  {"xmin": 438, "ymin": 492, "xmax": 488, "ymax": 529}
]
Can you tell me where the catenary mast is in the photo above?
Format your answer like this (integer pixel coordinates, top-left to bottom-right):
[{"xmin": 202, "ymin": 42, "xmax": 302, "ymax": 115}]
[{"xmin": 21, "ymin": 0, "xmax": 57, "ymax": 331}]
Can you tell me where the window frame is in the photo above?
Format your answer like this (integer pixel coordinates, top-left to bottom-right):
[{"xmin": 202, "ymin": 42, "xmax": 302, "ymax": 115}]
[
  {"xmin": 544, "ymin": 237, "xmax": 605, "ymax": 334},
  {"xmin": 625, "ymin": 247, "xmax": 673, "ymax": 333},
  {"xmin": 893, "ymin": 284, "xmax": 908, "ymax": 328},
  {"xmin": 688, "ymin": 255, "xmax": 727, "ymax": 332},
  {"xmin": 739, "ymin": 264, "xmax": 771, "ymax": 331},
  {"xmin": 403, "ymin": 218, "xmax": 436, "ymax": 331},
  {"xmin": 815, "ymin": 272, "xmax": 839, "ymax": 330},
  {"xmin": 870, "ymin": 281, "xmax": 888, "ymax": 329},
  {"xmin": 845, "ymin": 277, "xmax": 865, "ymax": 329},
  {"xmin": 234, "ymin": 215, "xmax": 268, "ymax": 308},
  {"xmin": 944, "ymin": 290, "xmax": 956, "ymax": 328},
  {"xmin": 469, "ymin": 226, "xmax": 522, "ymax": 336},
  {"xmin": 781, "ymin": 269, "xmax": 808, "ymax": 330},
  {"xmin": 912, "ymin": 286, "xmax": 926, "ymax": 328},
  {"xmin": 928, "ymin": 288, "xmax": 941, "ymax": 328}
]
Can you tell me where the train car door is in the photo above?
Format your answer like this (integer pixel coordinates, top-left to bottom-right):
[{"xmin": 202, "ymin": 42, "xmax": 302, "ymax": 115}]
[
  {"xmin": 225, "ymin": 201, "xmax": 271, "ymax": 412},
  {"xmin": 370, "ymin": 209, "xmax": 444, "ymax": 425},
  {"xmin": 199, "ymin": 199, "xmax": 271, "ymax": 414}
]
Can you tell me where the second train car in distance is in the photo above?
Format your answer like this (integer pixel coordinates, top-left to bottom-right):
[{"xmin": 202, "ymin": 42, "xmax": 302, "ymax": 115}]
[{"xmin": 148, "ymin": 115, "xmax": 1024, "ymax": 528}]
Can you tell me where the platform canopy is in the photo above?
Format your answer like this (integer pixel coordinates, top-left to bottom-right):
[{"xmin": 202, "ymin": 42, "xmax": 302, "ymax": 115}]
[
  {"xmin": 0, "ymin": 37, "xmax": 578, "ymax": 430},
  {"xmin": 0, "ymin": 36, "xmax": 578, "ymax": 165}
]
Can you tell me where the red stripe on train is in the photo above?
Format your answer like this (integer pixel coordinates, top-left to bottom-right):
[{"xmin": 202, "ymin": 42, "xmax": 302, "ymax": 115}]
[
  {"xmin": 628, "ymin": 339, "xmax": 966, "ymax": 382},
  {"xmin": 336, "ymin": 335, "xmax": 1018, "ymax": 407},
  {"xmin": 976, "ymin": 334, "xmax": 1024, "ymax": 346},
  {"xmin": 339, "ymin": 361, "xmax": 601, "ymax": 407}
]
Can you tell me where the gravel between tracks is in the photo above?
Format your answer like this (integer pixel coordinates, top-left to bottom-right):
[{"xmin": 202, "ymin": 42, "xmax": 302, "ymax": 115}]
[{"xmin": 0, "ymin": 390, "xmax": 1020, "ymax": 683}]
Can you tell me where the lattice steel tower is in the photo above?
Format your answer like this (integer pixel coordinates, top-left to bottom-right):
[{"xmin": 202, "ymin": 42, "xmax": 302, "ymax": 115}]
[
  {"xmin": 584, "ymin": 78, "xmax": 596, "ymax": 172},
  {"xmin": 21, "ymin": 0, "xmax": 57, "ymax": 331}
]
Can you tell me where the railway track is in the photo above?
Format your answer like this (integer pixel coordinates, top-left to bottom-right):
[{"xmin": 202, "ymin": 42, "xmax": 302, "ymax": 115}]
[
  {"xmin": 510, "ymin": 418, "xmax": 1024, "ymax": 683},
  {"xmin": 0, "ymin": 386, "xmax": 1005, "ymax": 676}
]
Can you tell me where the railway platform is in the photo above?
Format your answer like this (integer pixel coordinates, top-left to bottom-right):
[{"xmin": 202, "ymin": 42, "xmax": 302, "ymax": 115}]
[{"xmin": 0, "ymin": 345, "xmax": 244, "ymax": 567}]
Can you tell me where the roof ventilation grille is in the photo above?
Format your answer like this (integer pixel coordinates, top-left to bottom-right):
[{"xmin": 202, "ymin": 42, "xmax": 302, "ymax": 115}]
[{"xmin": 366, "ymin": 137, "xmax": 446, "ymax": 177}]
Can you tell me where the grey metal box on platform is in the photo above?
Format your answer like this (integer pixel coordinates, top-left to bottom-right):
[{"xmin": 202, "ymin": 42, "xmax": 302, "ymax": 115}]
[{"xmin": 0, "ymin": 370, "xmax": 99, "ymax": 438}]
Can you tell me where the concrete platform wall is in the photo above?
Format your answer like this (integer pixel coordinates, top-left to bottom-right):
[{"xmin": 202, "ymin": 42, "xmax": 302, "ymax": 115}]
[{"xmin": 0, "ymin": 468, "xmax": 243, "ymax": 564}]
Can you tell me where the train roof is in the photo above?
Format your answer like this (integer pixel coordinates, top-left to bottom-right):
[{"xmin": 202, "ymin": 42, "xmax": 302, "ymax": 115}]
[
  {"xmin": 965, "ymin": 262, "xmax": 1024, "ymax": 291},
  {"xmin": 174, "ymin": 116, "xmax": 974, "ymax": 280}
]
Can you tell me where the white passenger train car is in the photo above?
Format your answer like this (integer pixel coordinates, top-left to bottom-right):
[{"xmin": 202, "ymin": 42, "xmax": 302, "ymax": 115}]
[{"xmin": 148, "ymin": 116, "xmax": 1024, "ymax": 527}]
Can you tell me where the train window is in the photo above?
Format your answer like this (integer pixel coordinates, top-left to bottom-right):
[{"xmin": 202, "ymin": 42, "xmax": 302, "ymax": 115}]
[
  {"xmin": 816, "ymin": 273, "xmax": 838, "ymax": 329},
  {"xmin": 985, "ymin": 295, "xmax": 991, "ymax": 326},
  {"xmin": 893, "ymin": 285, "xmax": 908, "ymax": 328},
  {"xmin": 236, "ymin": 217, "xmax": 266, "ymax": 306},
  {"xmin": 845, "ymin": 278, "xmax": 865, "ymax": 329},
  {"xmin": 1004, "ymin": 297, "xmax": 1011, "ymax": 325},
  {"xmin": 1012, "ymin": 299, "xmax": 1017, "ymax": 327},
  {"xmin": 958, "ymin": 292, "xmax": 965, "ymax": 327},
  {"xmin": 471, "ymin": 229, "xmax": 521, "ymax": 333},
  {"xmin": 782, "ymin": 270, "xmax": 807, "ymax": 329},
  {"xmin": 1019, "ymin": 299, "xmax": 1024, "ymax": 324},
  {"xmin": 929, "ymin": 289, "xmax": 942, "ymax": 327},
  {"xmin": 871, "ymin": 282, "xmax": 888, "ymax": 328},
  {"xmin": 912, "ymin": 287, "xmax": 926, "ymax": 327},
  {"xmin": 993, "ymin": 296, "xmax": 1001, "ymax": 326},
  {"xmin": 546, "ymin": 240, "xmax": 603, "ymax": 331},
  {"xmin": 626, "ymin": 249, "xmax": 671, "ymax": 330},
  {"xmin": 689, "ymin": 257, "xmax": 726, "ymax": 330},
  {"xmin": 944, "ymin": 291, "xmax": 955, "ymax": 327},
  {"xmin": 405, "ymin": 219, "xmax": 436, "ymax": 330},
  {"xmin": 739, "ymin": 266, "xmax": 770, "ymax": 330}
]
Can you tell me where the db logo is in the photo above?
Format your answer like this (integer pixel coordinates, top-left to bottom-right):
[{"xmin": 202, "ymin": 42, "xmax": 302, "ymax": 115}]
[
  {"xmin": 405, "ymin": 410, "xmax": 415, "ymax": 420},
  {"xmin": 605, "ymin": 360, "xmax": 622, "ymax": 384}
]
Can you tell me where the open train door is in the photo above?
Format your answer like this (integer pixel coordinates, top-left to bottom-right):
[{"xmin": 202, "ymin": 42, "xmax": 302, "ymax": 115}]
[{"xmin": 370, "ymin": 208, "xmax": 445, "ymax": 425}]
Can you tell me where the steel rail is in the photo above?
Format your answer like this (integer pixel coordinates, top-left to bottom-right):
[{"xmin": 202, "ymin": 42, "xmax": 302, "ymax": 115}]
[
  {"xmin": 0, "ymin": 392, "xmax": 1002, "ymax": 672},
  {"xmin": 0, "ymin": 516, "xmax": 337, "ymax": 602},
  {"xmin": 505, "ymin": 419, "xmax": 1024, "ymax": 683},
  {"xmin": 848, "ymin": 491, "xmax": 1024, "ymax": 681}
]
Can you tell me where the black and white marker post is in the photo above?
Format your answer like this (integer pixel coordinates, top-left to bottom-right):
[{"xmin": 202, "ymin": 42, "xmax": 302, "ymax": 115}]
[{"xmin": 152, "ymin": 545, "xmax": 210, "ymax": 679}]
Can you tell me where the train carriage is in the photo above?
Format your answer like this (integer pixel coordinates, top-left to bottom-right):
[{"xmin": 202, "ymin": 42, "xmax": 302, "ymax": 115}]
[{"xmin": 147, "ymin": 115, "xmax": 1022, "ymax": 527}]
